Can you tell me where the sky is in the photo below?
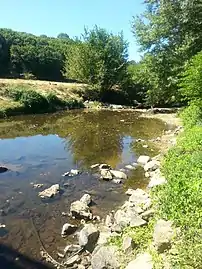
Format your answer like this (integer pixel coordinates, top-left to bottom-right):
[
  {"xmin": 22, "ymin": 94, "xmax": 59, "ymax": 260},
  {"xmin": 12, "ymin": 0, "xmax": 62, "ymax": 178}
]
[{"xmin": 1, "ymin": 0, "xmax": 145, "ymax": 61}]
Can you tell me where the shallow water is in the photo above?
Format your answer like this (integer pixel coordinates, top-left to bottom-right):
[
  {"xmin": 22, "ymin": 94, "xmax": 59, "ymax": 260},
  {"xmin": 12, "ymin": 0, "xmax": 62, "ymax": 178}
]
[{"xmin": 0, "ymin": 110, "xmax": 166, "ymax": 262}]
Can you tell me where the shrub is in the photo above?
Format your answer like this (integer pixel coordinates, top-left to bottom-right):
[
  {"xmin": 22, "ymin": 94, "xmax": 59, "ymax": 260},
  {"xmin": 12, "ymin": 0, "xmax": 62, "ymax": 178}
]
[
  {"xmin": 19, "ymin": 90, "xmax": 49, "ymax": 112},
  {"xmin": 46, "ymin": 92, "xmax": 66, "ymax": 108},
  {"xmin": 180, "ymin": 100, "xmax": 202, "ymax": 129}
]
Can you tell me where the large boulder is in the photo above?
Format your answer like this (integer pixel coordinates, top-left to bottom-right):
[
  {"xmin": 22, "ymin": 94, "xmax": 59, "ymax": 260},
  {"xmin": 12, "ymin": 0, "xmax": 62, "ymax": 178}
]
[
  {"xmin": 78, "ymin": 223, "xmax": 100, "ymax": 252},
  {"xmin": 125, "ymin": 253, "xmax": 153, "ymax": 269},
  {"xmin": 38, "ymin": 184, "xmax": 60, "ymax": 198},
  {"xmin": 91, "ymin": 246, "xmax": 120, "ymax": 269},
  {"xmin": 153, "ymin": 219, "xmax": 174, "ymax": 253},
  {"xmin": 70, "ymin": 200, "xmax": 92, "ymax": 219},
  {"xmin": 137, "ymin": 155, "xmax": 151, "ymax": 165}
]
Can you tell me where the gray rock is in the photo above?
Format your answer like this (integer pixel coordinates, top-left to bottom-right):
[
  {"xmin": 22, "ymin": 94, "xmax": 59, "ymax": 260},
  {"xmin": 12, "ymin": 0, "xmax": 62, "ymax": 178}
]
[
  {"xmin": 125, "ymin": 164, "xmax": 136, "ymax": 170},
  {"xmin": 110, "ymin": 170, "xmax": 127, "ymax": 179},
  {"xmin": 97, "ymin": 229, "xmax": 112, "ymax": 245},
  {"xmin": 144, "ymin": 160, "xmax": 160, "ymax": 172},
  {"xmin": 78, "ymin": 223, "xmax": 100, "ymax": 252},
  {"xmin": 112, "ymin": 178, "xmax": 122, "ymax": 184},
  {"xmin": 65, "ymin": 254, "xmax": 81, "ymax": 266},
  {"xmin": 100, "ymin": 169, "xmax": 113, "ymax": 180},
  {"xmin": 125, "ymin": 189, "xmax": 135, "ymax": 196},
  {"xmin": 33, "ymin": 183, "xmax": 44, "ymax": 189},
  {"xmin": 122, "ymin": 236, "xmax": 135, "ymax": 253},
  {"xmin": 129, "ymin": 188, "xmax": 150, "ymax": 206},
  {"xmin": 114, "ymin": 209, "xmax": 130, "ymax": 227},
  {"xmin": 80, "ymin": 194, "xmax": 92, "ymax": 206},
  {"xmin": 91, "ymin": 246, "xmax": 120, "ymax": 269},
  {"xmin": 111, "ymin": 224, "xmax": 122, "ymax": 233},
  {"xmin": 125, "ymin": 253, "xmax": 153, "ymax": 269},
  {"xmin": 64, "ymin": 244, "xmax": 81, "ymax": 254},
  {"xmin": 91, "ymin": 164, "xmax": 100, "ymax": 169},
  {"xmin": 141, "ymin": 209, "xmax": 155, "ymax": 221},
  {"xmin": 153, "ymin": 219, "xmax": 174, "ymax": 253},
  {"xmin": 38, "ymin": 184, "xmax": 60, "ymax": 198},
  {"xmin": 70, "ymin": 200, "xmax": 92, "ymax": 219},
  {"xmin": 130, "ymin": 215, "xmax": 147, "ymax": 227},
  {"xmin": 137, "ymin": 155, "xmax": 151, "ymax": 165},
  {"xmin": 105, "ymin": 213, "xmax": 114, "ymax": 227},
  {"xmin": 148, "ymin": 169, "xmax": 167, "ymax": 188},
  {"xmin": 61, "ymin": 223, "xmax": 77, "ymax": 237},
  {"xmin": 78, "ymin": 265, "xmax": 86, "ymax": 269}
]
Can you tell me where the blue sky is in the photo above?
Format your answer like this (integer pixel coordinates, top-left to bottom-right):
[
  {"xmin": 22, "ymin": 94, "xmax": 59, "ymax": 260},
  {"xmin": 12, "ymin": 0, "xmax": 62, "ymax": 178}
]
[{"xmin": 1, "ymin": 0, "xmax": 145, "ymax": 60}]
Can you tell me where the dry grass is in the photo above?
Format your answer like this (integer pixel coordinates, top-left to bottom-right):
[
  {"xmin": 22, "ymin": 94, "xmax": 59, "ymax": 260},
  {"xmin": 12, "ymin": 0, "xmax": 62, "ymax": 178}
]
[{"xmin": 0, "ymin": 78, "xmax": 87, "ymax": 100}]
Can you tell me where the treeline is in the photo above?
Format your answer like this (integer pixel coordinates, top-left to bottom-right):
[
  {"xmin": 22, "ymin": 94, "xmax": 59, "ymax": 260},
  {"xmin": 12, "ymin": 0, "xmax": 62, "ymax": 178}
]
[{"xmin": 0, "ymin": 29, "xmax": 72, "ymax": 81}]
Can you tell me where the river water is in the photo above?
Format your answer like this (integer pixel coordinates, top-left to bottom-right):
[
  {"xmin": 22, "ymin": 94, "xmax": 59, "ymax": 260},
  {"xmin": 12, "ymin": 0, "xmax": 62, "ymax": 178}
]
[{"xmin": 0, "ymin": 110, "xmax": 166, "ymax": 264}]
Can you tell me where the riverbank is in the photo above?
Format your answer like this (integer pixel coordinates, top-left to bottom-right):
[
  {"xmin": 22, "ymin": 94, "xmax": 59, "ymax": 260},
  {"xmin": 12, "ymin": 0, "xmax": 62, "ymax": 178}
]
[{"xmin": 0, "ymin": 78, "xmax": 86, "ymax": 117}]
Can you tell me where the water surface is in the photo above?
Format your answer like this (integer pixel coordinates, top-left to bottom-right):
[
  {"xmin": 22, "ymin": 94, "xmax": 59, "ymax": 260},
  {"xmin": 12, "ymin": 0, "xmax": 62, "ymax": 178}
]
[{"xmin": 0, "ymin": 110, "xmax": 166, "ymax": 261}]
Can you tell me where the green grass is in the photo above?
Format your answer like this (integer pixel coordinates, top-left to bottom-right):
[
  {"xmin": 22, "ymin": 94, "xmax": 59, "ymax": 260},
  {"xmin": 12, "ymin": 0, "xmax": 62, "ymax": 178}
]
[{"xmin": 153, "ymin": 103, "xmax": 202, "ymax": 268}]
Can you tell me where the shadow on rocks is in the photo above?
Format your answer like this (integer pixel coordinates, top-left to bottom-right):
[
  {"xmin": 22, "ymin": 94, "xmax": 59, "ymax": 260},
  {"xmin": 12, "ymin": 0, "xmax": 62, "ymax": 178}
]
[{"xmin": 0, "ymin": 243, "xmax": 53, "ymax": 269}]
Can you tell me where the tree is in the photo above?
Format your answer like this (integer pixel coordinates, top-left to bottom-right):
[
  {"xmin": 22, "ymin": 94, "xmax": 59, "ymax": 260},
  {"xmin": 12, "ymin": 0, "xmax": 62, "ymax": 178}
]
[
  {"xmin": 0, "ymin": 34, "xmax": 9, "ymax": 76},
  {"xmin": 132, "ymin": 0, "xmax": 202, "ymax": 106},
  {"xmin": 57, "ymin": 33, "xmax": 70, "ymax": 40},
  {"xmin": 64, "ymin": 26, "xmax": 128, "ymax": 91}
]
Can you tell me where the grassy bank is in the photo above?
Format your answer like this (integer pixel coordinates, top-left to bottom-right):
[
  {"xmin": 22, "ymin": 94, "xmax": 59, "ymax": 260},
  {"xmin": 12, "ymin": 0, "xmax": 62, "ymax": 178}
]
[
  {"xmin": 0, "ymin": 79, "xmax": 86, "ymax": 117},
  {"xmin": 154, "ymin": 102, "xmax": 202, "ymax": 268}
]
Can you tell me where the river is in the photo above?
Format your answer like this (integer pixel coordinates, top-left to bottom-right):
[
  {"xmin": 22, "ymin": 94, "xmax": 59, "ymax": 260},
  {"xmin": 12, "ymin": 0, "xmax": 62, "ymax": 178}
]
[{"xmin": 0, "ymin": 109, "xmax": 167, "ymax": 264}]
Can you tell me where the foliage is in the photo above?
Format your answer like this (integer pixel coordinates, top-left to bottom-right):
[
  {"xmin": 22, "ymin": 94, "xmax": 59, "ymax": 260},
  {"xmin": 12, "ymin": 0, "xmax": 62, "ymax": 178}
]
[
  {"xmin": 154, "ymin": 103, "xmax": 202, "ymax": 268},
  {"xmin": 0, "ymin": 28, "xmax": 73, "ymax": 80},
  {"xmin": 132, "ymin": 0, "xmax": 202, "ymax": 106},
  {"xmin": 180, "ymin": 100, "xmax": 202, "ymax": 129},
  {"xmin": 179, "ymin": 51, "xmax": 202, "ymax": 102},
  {"xmin": 64, "ymin": 26, "xmax": 128, "ymax": 95}
]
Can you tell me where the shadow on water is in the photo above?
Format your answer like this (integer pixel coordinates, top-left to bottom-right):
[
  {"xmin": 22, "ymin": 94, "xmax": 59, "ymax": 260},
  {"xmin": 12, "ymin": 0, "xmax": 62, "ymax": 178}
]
[{"xmin": 0, "ymin": 243, "xmax": 53, "ymax": 269}]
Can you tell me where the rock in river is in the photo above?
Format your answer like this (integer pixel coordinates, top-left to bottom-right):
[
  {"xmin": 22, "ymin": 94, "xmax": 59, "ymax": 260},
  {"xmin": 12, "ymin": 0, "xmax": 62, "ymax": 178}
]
[
  {"xmin": 70, "ymin": 200, "xmax": 92, "ymax": 219},
  {"xmin": 78, "ymin": 223, "xmax": 100, "ymax": 252},
  {"xmin": 137, "ymin": 155, "xmax": 151, "ymax": 165},
  {"xmin": 80, "ymin": 193, "xmax": 92, "ymax": 206},
  {"xmin": 100, "ymin": 169, "xmax": 113, "ymax": 180},
  {"xmin": 61, "ymin": 223, "xmax": 78, "ymax": 237},
  {"xmin": 38, "ymin": 184, "xmax": 60, "ymax": 198},
  {"xmin": 110, "ymin": 170, "xmax": 127, "ymax": 179}
]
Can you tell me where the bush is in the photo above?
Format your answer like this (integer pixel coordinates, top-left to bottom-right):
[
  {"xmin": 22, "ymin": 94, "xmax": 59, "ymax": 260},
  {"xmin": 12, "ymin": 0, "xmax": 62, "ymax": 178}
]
[
  {"xmin": 180, "ymin": 100, "xmax": 202, "ymax": 129},
  {"xmin": 19, "ymin": 90, "xmax": 49, "ymax": 112}
]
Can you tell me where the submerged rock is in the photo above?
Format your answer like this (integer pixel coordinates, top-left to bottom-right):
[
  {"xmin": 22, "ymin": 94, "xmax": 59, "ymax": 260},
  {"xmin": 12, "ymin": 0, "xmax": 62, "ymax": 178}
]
[
  {"xmin": 112, "ymin": 178, "xmax": 122, "ymax": 184},
  {"xmin": 64, "ymin": 244, "xmax": 81, "ymax": 254},
  {"xmin": 62, "ymin": 169, "xmax": 80, "ymax": 177},
  {"xmin": 91, "ymin": 246, "xmax": 120, "ymax": 269},
  {"xmin": 91, "ymin": 164, "xmax": 100, "ymax": 169},
  {"xmin": 70, "ymin": 200, "xmax": 92, "ymax": 219},
  {"xmin": 33, "ymin": 183, "xmax": 44, "ymax": 189},
  {"xmin": 125, "ymin": 164, "xmax": 136, "ymax": 170},
  {"xmin": 61, "ymin": 223, "xmax": 77, "ymax": 237},
  {"xmin": 137, "ymin": 155, "xmax": 151, "ymax": 165},
  {"xmin": 64, "ymin": 254, "xmax": 81, "ymax": 267},
  {"xmin": 125, "ymin": 253, "xmax": 153, "ymax": 269},
  {"xmin": 153, "ymin": 219, "xmax": 174, "ymax": 253},
  {"xmin": 38, "ymin": 184, "xmax": 60, "ymax": 198},
  {"xmin": 78, "ymin": 223, "xmax": 100, "ymax": 252}
]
